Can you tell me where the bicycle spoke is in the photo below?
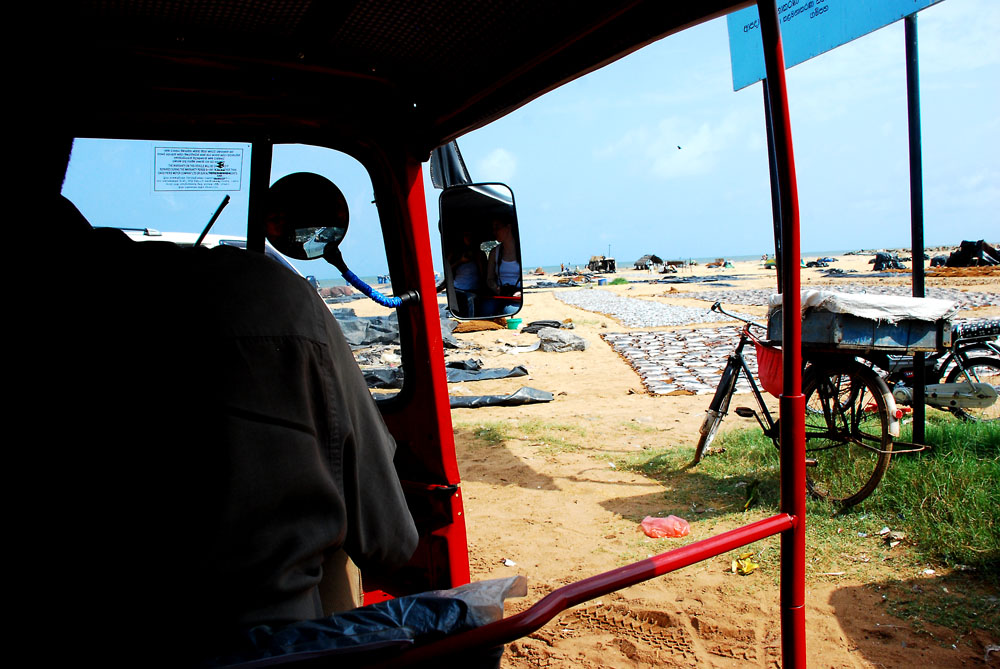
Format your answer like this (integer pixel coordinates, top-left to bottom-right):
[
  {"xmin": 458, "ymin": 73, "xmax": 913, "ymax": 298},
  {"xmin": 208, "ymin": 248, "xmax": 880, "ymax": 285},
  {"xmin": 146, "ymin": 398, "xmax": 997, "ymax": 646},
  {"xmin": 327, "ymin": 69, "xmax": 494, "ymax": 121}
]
[
  {"xmin": 803, "ymin": 362, "xmax": 893, "ymax": 507},
  {"xmin": 946, "ymin": 357, "xmax": 1000, "ymax": 422},
  {"xmin": 806, "ymin": 441, "xmax": 846, "ymax": 454}
]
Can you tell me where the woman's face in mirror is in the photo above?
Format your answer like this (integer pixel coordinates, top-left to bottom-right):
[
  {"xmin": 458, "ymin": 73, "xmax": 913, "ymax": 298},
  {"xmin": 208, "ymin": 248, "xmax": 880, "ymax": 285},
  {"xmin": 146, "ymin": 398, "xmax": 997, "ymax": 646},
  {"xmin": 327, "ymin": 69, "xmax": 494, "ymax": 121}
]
[{"xmin": 492, "ymin": 219, "xmax": 512, "ymax": 242}]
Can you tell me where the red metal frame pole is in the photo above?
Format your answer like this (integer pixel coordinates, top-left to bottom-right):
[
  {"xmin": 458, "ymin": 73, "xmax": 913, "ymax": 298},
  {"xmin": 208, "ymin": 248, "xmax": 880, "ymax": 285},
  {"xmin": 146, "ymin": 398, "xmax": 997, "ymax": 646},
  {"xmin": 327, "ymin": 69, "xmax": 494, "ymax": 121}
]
[
  {"xmin": 399, "ymin": 159, "xmax": 471, "ymax": 587},
  {"xmin": 367, "ymin": 159, "xmax": 470, "ymax": 603},
  {"xmin": 756, "ymin": 0, "xmax": 807, "ymax": 666}
]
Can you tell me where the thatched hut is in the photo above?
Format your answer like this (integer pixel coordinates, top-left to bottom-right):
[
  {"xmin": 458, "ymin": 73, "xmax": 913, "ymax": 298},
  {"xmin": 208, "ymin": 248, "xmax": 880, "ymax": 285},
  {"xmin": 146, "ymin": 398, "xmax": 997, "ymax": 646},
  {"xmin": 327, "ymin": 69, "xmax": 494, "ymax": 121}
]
[{"xmin": 634, "ymin": 254, "xmax": 663, "ymax": 270}]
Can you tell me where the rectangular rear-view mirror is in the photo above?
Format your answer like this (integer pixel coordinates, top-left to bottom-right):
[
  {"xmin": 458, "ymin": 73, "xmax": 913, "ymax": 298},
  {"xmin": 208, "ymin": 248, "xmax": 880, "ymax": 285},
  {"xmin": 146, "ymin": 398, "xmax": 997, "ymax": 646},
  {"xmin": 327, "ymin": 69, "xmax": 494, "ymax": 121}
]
[{"xmin": 438, "ymin": 183, "xmax": 522, "ymax": 320}]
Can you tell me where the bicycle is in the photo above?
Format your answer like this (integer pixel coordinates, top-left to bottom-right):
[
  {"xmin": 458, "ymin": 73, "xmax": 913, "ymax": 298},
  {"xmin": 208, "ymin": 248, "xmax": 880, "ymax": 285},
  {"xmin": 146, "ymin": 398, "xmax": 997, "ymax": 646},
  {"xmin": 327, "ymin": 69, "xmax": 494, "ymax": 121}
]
[
  {"xmin": 866, "ymin": 319, "xmax": 1000, "ymax": 422},
  {"xmin": 694, "ymin": 302, "xmax": 900, "ymax": 507}
]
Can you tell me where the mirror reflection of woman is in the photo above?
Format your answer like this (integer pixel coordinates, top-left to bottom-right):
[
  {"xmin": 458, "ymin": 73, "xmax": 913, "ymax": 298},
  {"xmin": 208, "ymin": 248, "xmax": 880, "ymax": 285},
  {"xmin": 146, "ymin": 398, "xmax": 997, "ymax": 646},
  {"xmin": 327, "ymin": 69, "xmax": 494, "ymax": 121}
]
[
  {"xmin": 484, "ymin": 218, "xmax": 521, "ymax": 316},
  {"xmin": 448, "ymin": 231, "xmax": 486, "ymax": 317}
]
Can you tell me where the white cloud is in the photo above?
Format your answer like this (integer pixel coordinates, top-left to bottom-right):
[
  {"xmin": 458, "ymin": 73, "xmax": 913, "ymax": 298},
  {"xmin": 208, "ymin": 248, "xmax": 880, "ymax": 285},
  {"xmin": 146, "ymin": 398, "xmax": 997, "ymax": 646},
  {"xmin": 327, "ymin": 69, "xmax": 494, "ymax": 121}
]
[
  {"xmin": 746, "ymin": 130, "xmax": 766, "ymax": 151},
  {"xmin": 928, "ymin": 168, "xmax": 1000, "ymax": 208},
  {"xmin": 596, "ymin": 112, "xmax": 749, "ymax": 180},
  {"xmin": 477, "ymin": 148, "xmax": 517, "ymax": 181},
  {"xmin": 920, "ymin": 0, "xmax": 1000, "ymax": 73}
]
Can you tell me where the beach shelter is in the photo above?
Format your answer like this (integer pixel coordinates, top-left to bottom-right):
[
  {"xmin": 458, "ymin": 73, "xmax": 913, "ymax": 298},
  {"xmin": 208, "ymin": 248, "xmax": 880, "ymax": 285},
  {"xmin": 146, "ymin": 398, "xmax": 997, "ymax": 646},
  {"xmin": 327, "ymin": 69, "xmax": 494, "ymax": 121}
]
[{"xmin": 634, "ymin": 254, "xmax": 664, "ymax": 270}]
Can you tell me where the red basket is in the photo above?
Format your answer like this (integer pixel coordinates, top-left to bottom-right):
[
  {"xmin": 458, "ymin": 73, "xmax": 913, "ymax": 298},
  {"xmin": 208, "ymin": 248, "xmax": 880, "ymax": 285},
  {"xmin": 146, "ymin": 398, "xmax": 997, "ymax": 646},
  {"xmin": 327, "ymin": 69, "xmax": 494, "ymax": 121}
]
[{"xmin": 754, "ymin": 339, "xmax": 783, "ymax": 397}]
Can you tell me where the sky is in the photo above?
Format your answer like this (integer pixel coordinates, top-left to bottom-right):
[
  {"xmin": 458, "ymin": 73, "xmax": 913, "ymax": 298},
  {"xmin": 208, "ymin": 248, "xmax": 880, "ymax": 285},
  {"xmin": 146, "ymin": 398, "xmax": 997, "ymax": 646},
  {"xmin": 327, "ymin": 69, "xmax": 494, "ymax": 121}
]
[{"xmin": 62, "ymin": 0, "xmax": 998, "ymax": 280}]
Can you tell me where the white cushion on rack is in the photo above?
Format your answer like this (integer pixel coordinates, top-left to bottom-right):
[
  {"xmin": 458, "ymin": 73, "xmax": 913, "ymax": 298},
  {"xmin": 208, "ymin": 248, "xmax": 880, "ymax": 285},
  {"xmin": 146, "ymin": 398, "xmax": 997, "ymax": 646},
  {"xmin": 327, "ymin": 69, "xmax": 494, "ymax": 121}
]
[{"xmin": 768, "ymin": 290, "xmax": 957, "ymax": 323}]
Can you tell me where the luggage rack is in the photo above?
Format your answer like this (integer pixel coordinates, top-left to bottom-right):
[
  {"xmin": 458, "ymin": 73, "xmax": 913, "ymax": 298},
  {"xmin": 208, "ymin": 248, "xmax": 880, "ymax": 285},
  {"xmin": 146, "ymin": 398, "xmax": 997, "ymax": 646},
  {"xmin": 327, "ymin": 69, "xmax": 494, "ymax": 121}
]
[
  {"xmin": 950, "ymin": 318, "xmax": 1000, "ymax": 342},
  {"xmin": 767, "ymin": 291, "xmax": 958, "ymax": 354}
]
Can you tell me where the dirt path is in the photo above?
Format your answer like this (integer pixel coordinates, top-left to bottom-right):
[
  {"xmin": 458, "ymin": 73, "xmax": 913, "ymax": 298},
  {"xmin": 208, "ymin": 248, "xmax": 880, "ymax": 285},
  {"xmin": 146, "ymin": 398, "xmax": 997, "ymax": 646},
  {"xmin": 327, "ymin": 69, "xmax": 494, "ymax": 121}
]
[{"xmin": 442, "ymin": 258, "xmax": 999, "ymax": 667}]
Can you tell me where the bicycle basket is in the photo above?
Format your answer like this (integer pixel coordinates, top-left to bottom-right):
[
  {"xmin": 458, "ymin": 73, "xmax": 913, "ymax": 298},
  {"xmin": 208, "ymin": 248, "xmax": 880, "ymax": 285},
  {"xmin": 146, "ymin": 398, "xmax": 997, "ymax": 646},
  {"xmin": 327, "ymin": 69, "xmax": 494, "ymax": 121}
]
[{"xmin": 754, "ymin": 339, "xmax": 783, "ymax": 397}]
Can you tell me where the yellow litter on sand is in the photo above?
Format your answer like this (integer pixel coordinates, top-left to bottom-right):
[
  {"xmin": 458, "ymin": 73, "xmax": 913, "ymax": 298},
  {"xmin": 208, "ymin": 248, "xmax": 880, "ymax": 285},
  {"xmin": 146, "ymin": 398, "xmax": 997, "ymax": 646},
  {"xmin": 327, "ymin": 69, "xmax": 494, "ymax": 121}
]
[{"xmin": 732, "ymin": 552, "xmax": 758, "ymax": 575}]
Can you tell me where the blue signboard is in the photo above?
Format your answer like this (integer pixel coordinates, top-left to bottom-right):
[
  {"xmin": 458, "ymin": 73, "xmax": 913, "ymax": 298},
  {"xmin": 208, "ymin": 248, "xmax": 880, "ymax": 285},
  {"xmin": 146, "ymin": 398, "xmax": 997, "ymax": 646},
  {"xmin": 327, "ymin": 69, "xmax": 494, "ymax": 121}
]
[{"xmin": 727, "ymin": 0, "xmax": 945, "ymax": 90}]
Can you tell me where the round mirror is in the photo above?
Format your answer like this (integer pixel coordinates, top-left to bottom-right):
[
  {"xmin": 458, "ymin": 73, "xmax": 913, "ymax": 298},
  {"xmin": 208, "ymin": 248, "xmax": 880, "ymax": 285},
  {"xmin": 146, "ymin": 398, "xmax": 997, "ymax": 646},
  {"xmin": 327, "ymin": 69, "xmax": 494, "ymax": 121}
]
[{"xmin": 265, "ymin": 172, "xmax": 349, "ymax": 261}]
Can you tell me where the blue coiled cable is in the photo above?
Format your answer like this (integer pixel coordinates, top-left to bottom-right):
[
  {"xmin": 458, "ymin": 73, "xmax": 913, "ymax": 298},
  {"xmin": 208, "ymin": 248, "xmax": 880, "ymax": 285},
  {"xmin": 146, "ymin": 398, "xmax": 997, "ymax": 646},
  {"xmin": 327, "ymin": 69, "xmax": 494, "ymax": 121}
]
[
  {"xmin": 324, "ymin": 244, "xmax": 418, "ymax": 308},
  {"xmin": 341, "ymin": 268, "xmax": 404, "ymax": 308}
]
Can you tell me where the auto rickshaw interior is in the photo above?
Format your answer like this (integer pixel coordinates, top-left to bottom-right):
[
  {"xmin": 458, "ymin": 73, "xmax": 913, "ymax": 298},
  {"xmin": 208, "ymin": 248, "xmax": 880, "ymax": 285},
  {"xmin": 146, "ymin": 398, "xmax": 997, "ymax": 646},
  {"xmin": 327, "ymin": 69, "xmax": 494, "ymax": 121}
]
[{"xmin": 38, "ymin": 1, "xmax": 782, "ymax": 664}]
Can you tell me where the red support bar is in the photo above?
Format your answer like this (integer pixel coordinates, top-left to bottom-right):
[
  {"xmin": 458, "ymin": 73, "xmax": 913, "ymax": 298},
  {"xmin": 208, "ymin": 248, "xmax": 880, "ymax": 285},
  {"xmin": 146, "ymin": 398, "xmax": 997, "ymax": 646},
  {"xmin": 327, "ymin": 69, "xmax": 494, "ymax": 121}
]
[
  {"xmin": 400, "ymin": 159, "xmax": 471, "ymax": 588},
  {"xmin": 376, "ymin": 159, "xmax": 470, "ymax": 596},
  {"xmin": 375, "ymin": 514, "xmax": 795, "ymax": 667},
  {"xmin": 756, "ymin": 0, "xmax": 807, "ymax": 666}
]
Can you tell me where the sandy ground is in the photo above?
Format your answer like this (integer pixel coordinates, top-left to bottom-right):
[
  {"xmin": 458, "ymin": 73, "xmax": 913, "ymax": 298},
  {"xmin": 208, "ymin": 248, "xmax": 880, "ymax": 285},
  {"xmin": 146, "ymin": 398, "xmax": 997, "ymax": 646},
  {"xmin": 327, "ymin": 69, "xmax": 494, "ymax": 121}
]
[{"xmin": 357, "ymin": 252, "xmax": 1000, "ymax": 666}]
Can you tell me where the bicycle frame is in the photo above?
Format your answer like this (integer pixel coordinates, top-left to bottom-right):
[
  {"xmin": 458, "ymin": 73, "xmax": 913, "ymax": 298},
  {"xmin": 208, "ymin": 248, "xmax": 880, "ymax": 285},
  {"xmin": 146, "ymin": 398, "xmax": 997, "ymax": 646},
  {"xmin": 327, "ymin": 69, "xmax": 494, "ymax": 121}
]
[
  {"xmin": 936, "ymin": 345, "xmax": 999, "ymax": 389},
  {"xmin": 693, "ymin": 303, "xmax": 786, "ymax": 467},
  {"xmin": 870, "ymin": 332, "xmax": 1000, "ymax": 402},
  {"xmin": 718, "ymin": 322, "xmax": 779, "ymax": 443},
  {"xmin": 716, "ymin": 305, "xmax": 776, "ymax": 407},
  {"xmin": 697, "ymin": 303, "xmax": 908, "ymax": 485}
]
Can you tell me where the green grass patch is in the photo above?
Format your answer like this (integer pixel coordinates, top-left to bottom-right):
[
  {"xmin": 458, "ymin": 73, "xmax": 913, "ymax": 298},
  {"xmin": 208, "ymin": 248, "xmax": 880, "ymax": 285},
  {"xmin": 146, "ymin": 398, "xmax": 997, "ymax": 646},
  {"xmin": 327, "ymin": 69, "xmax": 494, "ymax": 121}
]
[
  {"xmin": 621, "ymin": 420, "xmax": 661, "ymax": 433},
  {"xmin": 867, "ymin": 414, "xmax": 1000, "ymax": 571},
  {"xmin": 453, "ymin": 421, "xmax": 510, "ymax": 446},
  {"xmin": 616, "ymin": 416, "xmax": 1000, "ymax": 638},
  {"xmin": 618, "ymin": 415, "xmax": 999, "ymax": 572},
  {"xmin": 878, "ymin": 572, "xmax": 1000, "ymax": 644},
  {"xmin": 458, "ymin": 419, "xmax": 586, "ymax": 454},
  {"xmin": 517, "ymin": 419, "xmax": 585, "ymax": 454},
  {"xmin": 516, "ymin": 419, "xmax": 587, "ymax": 437}
]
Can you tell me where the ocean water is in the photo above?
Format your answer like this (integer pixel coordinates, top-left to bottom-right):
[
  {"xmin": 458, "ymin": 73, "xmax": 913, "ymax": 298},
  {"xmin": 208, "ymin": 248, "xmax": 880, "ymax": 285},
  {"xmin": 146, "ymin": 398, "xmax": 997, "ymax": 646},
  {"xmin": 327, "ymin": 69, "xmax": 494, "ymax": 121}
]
[
  {"xmin": 317, "ymin": 274, "xmax": 395, "ymax": 290},
  {"xmin": 316, "ymin": 249, "xmax": 864, "ymax": 289},
  {"xmin": 526, "ymin": 249, "xmax": 856, "ymax": 274}
]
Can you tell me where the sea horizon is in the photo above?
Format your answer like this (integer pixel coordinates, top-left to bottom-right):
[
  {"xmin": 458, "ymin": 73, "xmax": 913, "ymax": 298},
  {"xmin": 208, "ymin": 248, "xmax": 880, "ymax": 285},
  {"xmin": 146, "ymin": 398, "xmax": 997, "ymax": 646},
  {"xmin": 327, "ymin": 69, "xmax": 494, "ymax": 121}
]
[{"xmin": 316, "ymin": 243, "xmax": 970, "ymax": 289}]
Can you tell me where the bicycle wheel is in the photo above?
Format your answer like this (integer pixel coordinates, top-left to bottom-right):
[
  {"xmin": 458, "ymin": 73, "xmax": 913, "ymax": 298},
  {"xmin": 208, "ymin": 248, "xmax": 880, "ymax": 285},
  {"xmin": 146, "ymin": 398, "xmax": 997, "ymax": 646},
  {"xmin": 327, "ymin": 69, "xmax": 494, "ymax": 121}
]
[
  {"xmin": 694, "ymin": 404, "xmax": 727, "ymax": 461},
  {"xmin": 803, "ymin": 360, "xmax": 893, "ymax": 507},
  {"xmin": 945, "ymin": 357, "xmax": 1000, "ymax": 422},
  {"xmin": 693, "ymin": 358, "xmax": 739, "ymax": 464}
]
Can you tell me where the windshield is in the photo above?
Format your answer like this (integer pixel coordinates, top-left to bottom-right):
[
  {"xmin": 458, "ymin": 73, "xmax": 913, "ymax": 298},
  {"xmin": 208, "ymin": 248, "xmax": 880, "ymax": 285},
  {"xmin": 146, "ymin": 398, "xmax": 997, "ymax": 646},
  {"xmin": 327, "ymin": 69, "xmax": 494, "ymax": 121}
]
[{"xmin": 63, "ymin": 138, "xmax": 404, "ymax": 398}]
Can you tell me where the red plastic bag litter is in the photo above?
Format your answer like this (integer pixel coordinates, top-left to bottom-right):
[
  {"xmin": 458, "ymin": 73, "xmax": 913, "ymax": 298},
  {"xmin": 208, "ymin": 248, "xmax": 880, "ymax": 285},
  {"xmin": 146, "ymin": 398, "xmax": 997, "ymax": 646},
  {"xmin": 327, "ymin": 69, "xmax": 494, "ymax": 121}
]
[{"xmin": 641, "ymin": 515, "xmax": 690, "ymax": 538}]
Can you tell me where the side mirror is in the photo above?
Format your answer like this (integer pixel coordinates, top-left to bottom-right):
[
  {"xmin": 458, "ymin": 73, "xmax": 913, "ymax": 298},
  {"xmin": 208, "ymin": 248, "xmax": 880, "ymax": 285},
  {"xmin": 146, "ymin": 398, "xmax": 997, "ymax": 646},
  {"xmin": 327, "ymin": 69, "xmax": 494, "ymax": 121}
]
[
  {"xmin": 264, "ymin": 172, "xmax": 349, "ymax": 261},
  {"xmin": 439, "ymin": 183, "xmax": 522, "ymax": 320}
]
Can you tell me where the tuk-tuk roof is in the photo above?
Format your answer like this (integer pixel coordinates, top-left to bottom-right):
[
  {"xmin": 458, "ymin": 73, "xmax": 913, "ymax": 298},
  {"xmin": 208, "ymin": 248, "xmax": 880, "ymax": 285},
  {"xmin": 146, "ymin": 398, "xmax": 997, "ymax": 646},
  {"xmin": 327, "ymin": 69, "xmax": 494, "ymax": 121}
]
[{"xmin": 55, "ymin": 1, "xmax": 748, "ymax": 155}]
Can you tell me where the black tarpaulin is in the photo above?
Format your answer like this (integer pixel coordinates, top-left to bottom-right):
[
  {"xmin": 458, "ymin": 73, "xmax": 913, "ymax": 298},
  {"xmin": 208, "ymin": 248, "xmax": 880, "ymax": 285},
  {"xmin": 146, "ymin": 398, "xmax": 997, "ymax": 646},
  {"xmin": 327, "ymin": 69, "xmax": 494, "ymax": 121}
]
[{"xmin": 449, "ymin": 387, "xmax": 554, "ymax": 409}]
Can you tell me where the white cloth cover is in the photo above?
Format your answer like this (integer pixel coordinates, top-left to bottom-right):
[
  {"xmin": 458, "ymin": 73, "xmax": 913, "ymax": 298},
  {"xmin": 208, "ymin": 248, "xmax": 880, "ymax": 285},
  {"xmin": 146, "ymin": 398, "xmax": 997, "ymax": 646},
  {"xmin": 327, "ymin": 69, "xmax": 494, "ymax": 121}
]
[{"xmin": 768, "ymin": 290, "xmax": 957, "ymax": 323}]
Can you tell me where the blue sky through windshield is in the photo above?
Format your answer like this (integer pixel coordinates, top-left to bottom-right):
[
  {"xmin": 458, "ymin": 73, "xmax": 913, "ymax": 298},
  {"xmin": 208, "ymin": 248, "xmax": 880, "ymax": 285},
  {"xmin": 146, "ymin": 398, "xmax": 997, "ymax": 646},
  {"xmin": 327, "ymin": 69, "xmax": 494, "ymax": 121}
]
[{"xmin": 63, "ymin": 0, "xmax": 997, "ymax": 279}]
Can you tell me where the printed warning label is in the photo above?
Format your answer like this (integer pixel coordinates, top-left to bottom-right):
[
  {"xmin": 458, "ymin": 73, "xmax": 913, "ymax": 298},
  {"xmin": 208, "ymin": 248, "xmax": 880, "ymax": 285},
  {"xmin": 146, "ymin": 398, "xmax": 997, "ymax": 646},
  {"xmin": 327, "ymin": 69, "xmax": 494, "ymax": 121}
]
[{"xmin": 154, "ymin": 147, "xmax": 244, "ymax": 191}]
